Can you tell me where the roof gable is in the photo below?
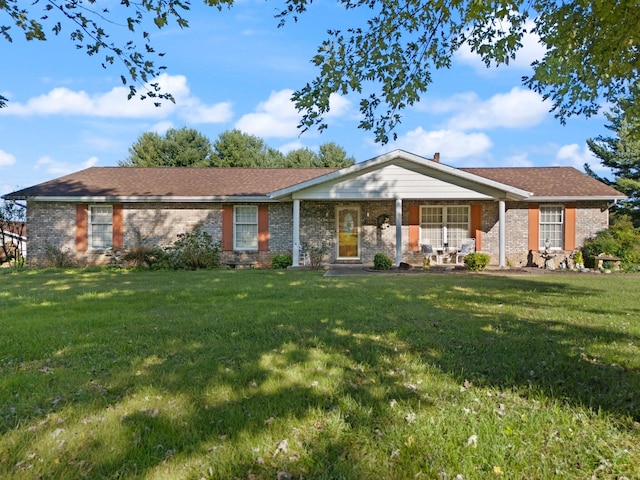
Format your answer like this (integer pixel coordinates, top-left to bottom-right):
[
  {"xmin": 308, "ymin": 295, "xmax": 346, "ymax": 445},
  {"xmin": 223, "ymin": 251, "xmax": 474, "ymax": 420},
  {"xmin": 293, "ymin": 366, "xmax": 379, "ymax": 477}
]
[{"xmin": 270, "ymin": 150, "xmax": 532, "ymax": 201}]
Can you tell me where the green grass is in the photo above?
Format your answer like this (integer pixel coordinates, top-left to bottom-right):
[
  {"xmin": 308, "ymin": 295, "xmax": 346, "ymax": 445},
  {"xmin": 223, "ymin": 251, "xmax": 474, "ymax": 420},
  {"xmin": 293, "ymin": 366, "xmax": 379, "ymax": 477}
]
[{"xmin": 1, "ymin": 268, "xmax": 639, "ymax": 479}]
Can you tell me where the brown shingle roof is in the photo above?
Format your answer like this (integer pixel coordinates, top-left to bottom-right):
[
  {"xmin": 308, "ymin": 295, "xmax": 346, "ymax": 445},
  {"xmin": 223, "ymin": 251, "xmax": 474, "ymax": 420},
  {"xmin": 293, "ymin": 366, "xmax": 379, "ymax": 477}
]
[
  {"xmin": 461, "ymin": 166, "xmax": 625, "ymax": 198},
  {"xmin": 4, "ymin": 164, "xmax": 624, "ymax": 200},
  {"xmin": 6, "ymin": 167, "xmax": 337, "ymax": 199}
]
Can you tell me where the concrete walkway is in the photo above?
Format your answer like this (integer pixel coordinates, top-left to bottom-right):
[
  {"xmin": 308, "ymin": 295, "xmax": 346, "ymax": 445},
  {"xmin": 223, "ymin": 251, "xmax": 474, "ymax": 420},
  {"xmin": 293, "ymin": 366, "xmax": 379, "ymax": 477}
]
[
  {"xmin": 323, "ymin": 264, "xmax": 549, "ymax": 276},
  {"xmin": 323, "ymin": 264, "xmax": 374, "ymax": 276}
]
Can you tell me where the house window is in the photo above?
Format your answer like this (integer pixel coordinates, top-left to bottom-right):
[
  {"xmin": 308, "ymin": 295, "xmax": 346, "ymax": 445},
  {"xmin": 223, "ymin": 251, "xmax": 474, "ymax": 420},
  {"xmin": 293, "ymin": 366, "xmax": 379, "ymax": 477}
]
[
  {"xmin": 234, "ymin": 205, "xmax": 258, "ymax": 250},
  {"xmin": 539, "ymin": 205, "xmax": 564, "ymax": 249},
  {"xmin": 89, "ymin": 205, "xmax": 112, "ymax": 249},
  {"xmin": 420, "ymin": 206, "xmax": 469, "ymax": 248}
]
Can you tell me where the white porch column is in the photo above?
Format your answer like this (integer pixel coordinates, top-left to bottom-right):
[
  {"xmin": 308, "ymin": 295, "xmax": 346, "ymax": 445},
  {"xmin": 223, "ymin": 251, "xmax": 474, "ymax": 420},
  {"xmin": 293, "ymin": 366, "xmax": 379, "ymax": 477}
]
[
  {"xmin": 292, "ymin": 199, "xmax": 301, "ymax": 267},
  {"xmin": 395, "ymin": 198, "xmax": 403, "ymax": 267},
  {"xmin": 499, "ymin": 199, "xmax": 506, "ymax": 268}
]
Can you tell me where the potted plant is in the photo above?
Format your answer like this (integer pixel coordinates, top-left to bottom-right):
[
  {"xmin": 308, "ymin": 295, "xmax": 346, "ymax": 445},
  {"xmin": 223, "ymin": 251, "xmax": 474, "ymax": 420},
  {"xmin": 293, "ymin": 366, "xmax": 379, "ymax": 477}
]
[{"xmin": 573, "ymin": 250, "xmax": 584, "ymax": 271}]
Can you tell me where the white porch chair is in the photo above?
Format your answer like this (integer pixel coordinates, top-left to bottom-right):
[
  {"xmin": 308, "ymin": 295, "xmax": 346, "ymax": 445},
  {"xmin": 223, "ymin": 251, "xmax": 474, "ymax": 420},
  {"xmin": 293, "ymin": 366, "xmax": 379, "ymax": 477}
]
[
  {"xmin": 300, "ymin": 248, "xmax": 310, "ymax": 266},
  {"xmin": 421, "ymin": 244, "xmax": 442, "ymax": 265},
  {"xmin": 455, "ymin": 238, "xmax": 476, "ymax": 264}
]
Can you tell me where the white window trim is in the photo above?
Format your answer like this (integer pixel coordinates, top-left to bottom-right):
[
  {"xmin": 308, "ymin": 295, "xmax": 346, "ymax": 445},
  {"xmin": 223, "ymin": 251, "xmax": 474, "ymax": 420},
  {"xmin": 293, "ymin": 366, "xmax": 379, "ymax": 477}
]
[
  {"xmin": 233, "ymin": 205, "xmax": 259, "ymax": 251},
  {"xmin": 419, "ymin": 205, "xmax": 470, "ymax": 248},
  {"xmin": 539, "ymin": 204, "xmax": 564, "ymax": 250},
  {"xmin": 88, "ymin": 204, "xmax": 113, "ymax": 251}
]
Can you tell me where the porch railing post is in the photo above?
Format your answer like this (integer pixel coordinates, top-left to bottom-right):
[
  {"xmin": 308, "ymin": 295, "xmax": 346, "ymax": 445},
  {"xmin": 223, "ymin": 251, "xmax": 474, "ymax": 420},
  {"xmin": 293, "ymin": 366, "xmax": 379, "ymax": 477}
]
[
  {"xmin": 293, "ymin": 199, "xmax": 300, "ymax": 267},
  {"xmin": 395, "ymin": 198, "xmax": 403, "ymax": 267},
  {"xmin": 499, "ymin": 199, "xmax": 506, "ymax": 268}
]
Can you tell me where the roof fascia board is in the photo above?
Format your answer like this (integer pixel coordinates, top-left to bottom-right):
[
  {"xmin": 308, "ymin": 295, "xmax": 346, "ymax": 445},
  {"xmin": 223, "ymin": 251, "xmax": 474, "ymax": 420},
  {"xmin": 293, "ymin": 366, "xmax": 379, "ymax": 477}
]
[
  {"xmin": 527, "ymin": 195, "xmax": 628, "ymax": 202},
  {"xmin": 25, "ymin": 196, "xmax": 275, "ymax": 203},
  {"xmin": 270, "ymin": 149, "xmax": 531, "ymax": 201}
]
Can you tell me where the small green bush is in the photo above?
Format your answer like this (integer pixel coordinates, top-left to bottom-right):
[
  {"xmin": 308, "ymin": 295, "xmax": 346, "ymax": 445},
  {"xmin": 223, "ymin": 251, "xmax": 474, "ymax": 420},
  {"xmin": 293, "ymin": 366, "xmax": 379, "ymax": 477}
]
[
  {"xmin": 464, "ymin": 252, "xmax": 491, "ymax": 271},
  {"xmin": 165, "ymin": 228, "xmax": 221, "ymax": 269},
  {"xmin": 373, "ymin": 253, "xmax": 392, "ymax": 270},
  {"xmin": 272, "ymin": 254, "xmax": 293, "ymax": 269},
  {"xmin": 121, "ymin": 228, "xmax": 164, "ymax": 268},
  {"xmin": 583, "ymin": 215, "xmax": 640, "ymax": 269},
  {"xmin": 123, "ymin": 246, "xmax": 167, "ymax": 269},
  {"xmin": 44, "ymin": 243, "xmax": 75, "ymax": 268},
  {"xmin": 573, "ymin": 249, "xmax": 584, "ymax": 265},
  {"xmin": 303, "ymin": 241, "xmax": 329, "ymax": 270}
]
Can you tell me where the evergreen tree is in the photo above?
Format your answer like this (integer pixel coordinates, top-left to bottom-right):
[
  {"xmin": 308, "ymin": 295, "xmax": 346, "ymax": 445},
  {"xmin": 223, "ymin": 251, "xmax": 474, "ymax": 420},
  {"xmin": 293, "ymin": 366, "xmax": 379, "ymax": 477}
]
[
  {"xmin": 119, "ymin": 128, "xmax": 215, "ymax": 167},
  {"xmin": 283, "ymin": 143, "xmax": 355, "ymax": 167},
  {"xmin": 586, "ymin": 102, "xmax": 640, "ymax": 226},
  {"xmin": 318, "ymin": 142, "xmax": 356, "ymax": 167},
  {"xmin": 212, "ymin": 130, "xmax": 285, "ymax": 167}
]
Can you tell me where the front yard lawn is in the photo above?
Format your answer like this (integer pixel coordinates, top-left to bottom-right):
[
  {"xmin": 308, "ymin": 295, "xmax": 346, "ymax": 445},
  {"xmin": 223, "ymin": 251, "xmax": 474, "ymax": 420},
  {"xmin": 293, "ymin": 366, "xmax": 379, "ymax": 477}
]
[{"xmin": 1, "ymin": 269, "xmax": 639, "ymax": 479}]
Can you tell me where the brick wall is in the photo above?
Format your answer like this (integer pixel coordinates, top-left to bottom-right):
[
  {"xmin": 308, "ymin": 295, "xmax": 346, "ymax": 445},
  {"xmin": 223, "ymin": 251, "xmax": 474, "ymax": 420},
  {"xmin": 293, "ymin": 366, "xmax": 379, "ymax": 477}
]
[
  {"xmin": 575, "ymin": 201, "xmax": 609, "ymax": 244},
  {"xmin": 299, "ymin": 200, "xmax": 399, "ymax": 263},
  {"xmin": 482, "ymin": 201, "xmax": 610, "ymax": 267},
  {"xmin": 123, "ymin": 203, "xmax": 222, "ymax": 247},
  {"xmin": 25, "ymin": 199, "xmax": 612, "ymax": 267},
  {"xmin": 27, "ymin": 202, "xmax": 77, "ymax": 265}
]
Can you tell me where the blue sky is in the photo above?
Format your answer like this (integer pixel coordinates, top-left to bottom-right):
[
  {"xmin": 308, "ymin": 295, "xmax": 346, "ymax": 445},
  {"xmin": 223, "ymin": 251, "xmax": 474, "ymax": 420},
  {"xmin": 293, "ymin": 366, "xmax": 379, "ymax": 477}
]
[{"xmin": 0, "ymin": 0, "xmax": 612, "ymax": 197}]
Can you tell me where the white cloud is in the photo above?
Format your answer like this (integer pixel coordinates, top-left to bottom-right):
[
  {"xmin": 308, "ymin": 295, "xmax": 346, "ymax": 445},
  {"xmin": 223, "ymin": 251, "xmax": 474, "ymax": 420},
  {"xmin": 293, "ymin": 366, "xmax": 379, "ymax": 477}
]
[
  {"xmin": 236, "ymin": 89, "xmax": 351, "ymax": 139},
  {"xmin": 235, "ymin": 89, "xmax": 300, "ymax": 138},
  {"xmin": 324, "ymin": 93, "xmax": 352, "ymax": 119},
  {"xmin": 385, "ymin": 127, "xmax": 493, "ymax": 160},
  {"xmin": 0, "ymin": 149, "xmax": 16, "ymax": 167},
  {"xmin": 444, "ymin": 88, "xmax": 548, "ymax": 130},
  {"xmin": 0, "ymin": 74, "xmax": 232, "ymax": 124},
  {"xmin": 150, "ymin": 121, "xmax": 175, "ymax": 134},
  {"xmin": 555, "ymin": 143, "xmax": 609, "ymax": 176},
  {"xmin": 420, "ymin": 92, "xmax": 479, "ymax": 115},
  {"xmin": 456, "ymin": 19, "xmax": 547, "ymax": 73},
  {"xmin": 277, "ymin": 140, "xmax": 306, "ymax": 154},
  {"xmin": 503, "ymin": 153, "xmax": 534, "ymax": 167},
  {"xmin": 185, "ymin": 102, "xmax": 233, "ymax": 124},
  {"xmin": 35, "ymin": 156, "xmax": 99, "ymax": 176}
]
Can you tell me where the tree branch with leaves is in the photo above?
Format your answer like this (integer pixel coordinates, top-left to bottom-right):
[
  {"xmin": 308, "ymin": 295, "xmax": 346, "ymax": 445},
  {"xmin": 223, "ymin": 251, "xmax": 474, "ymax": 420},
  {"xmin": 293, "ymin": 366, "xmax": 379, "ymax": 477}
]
[{"xmin": 3, "ymin": 0, "xmax": 639, "ymax": 143}]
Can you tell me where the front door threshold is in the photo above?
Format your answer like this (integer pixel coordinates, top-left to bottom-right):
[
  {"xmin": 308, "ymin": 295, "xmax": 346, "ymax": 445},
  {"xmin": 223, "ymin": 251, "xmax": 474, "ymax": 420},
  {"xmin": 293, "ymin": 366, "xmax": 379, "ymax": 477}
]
[{"xmin": 333, "ymin": 259, "xmax": 362, "ymax": 265}]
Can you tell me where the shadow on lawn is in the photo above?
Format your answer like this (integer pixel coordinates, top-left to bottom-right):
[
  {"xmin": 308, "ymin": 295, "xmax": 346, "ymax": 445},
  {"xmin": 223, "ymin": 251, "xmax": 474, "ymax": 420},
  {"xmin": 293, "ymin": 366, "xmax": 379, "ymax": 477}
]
[{"xmin": 2, "ymin": 271, "xmax": 639, "ymax": 478}]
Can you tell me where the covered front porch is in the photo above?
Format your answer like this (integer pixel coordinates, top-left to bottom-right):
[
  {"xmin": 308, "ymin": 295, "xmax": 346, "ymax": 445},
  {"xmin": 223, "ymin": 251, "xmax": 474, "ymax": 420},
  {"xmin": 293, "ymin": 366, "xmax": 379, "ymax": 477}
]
[
  {"xmin": 289, "ymin": 198, "xmax": 506, "ymax": 268},
  {"xmin": 269, "ymin": 150, "xmax": 531, "ymax": 268}
]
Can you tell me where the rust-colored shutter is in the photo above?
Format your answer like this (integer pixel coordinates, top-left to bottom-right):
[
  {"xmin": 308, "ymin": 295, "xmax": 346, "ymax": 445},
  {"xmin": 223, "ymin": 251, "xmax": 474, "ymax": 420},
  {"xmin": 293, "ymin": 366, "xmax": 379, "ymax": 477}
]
[
  {"xmin": 222, "ymin": 205, "xmax": 233, "ymax": 251},
  {"xmin": 564, "ymin": 203, "xmax": 576, "ymax": 251},
  {"xmin": 408, "ymin": 204, "xmax": 420, "ymax": 251},
  {"xmin": 528, "ymin": 204, "xmax": 539, "ymax": 251},
  {"xmin": 470, "ymin": 204, "xmax": 483, "ymax": 251},
  {"xmin": 112, "ymin": 204, "xmax": 123, "ymax": 248},
  {"xmin": 76, "ymin": 204, "xmax": 88, "ymax": 252},
  {"xmin": 258, "ymin": 204, "xmax": 269, "ymax": 252}
]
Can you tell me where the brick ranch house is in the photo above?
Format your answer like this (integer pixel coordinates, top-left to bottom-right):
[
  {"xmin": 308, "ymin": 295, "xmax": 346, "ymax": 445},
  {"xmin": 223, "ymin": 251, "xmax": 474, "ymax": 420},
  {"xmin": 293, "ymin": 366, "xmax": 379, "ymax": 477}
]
[{"xmin": 3, "ymin": 150, "xmax": 625, "ymax": 268}]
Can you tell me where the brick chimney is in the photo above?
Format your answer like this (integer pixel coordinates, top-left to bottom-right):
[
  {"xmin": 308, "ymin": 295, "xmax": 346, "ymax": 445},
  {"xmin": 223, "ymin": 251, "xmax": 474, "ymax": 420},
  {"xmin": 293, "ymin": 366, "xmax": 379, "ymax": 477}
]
[{"xmin": 433, "ymin": 152, "xmax": 440, "ymax": 163}]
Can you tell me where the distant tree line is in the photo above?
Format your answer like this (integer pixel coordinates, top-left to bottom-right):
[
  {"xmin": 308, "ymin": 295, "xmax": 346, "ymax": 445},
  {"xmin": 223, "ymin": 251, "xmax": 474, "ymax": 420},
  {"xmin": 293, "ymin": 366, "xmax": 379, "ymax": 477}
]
[{"xmin": 119, "ymin": 128, "xmax": 356, "ymax": 168}]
